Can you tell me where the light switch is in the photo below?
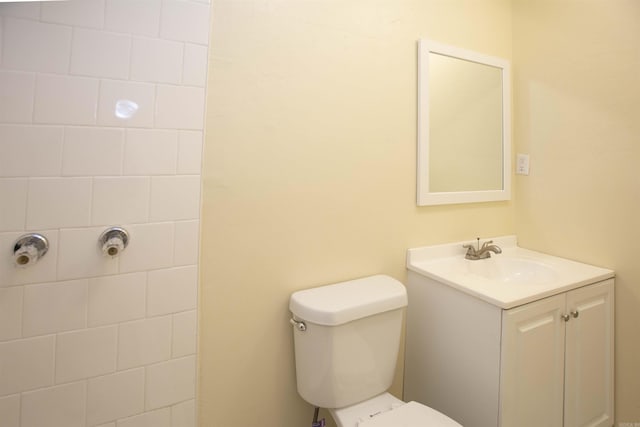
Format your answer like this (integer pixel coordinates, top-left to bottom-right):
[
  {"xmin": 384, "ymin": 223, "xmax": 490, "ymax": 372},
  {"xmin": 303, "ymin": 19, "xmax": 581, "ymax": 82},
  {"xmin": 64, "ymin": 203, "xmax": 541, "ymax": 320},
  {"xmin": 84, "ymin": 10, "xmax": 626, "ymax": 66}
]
[{"xmin": 516, "ymin": 153, "xmax": 530, "ymax": 175}]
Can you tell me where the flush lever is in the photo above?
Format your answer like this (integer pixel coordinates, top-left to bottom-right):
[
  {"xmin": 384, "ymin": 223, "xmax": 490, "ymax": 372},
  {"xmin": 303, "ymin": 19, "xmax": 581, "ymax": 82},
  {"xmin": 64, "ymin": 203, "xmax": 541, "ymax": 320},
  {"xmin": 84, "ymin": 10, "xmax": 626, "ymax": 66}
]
[{"xmin": 289, "ymin": 318, "xmax": 307, "ymax": 332}]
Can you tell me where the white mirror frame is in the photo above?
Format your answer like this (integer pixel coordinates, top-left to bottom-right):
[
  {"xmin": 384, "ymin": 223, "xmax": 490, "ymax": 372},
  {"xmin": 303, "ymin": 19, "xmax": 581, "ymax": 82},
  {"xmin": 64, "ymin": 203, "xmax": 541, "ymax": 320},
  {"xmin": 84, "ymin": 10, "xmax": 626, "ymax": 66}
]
[{"xmin": 417, "ymin": 39, "xmax": 511, "ymax": 206}]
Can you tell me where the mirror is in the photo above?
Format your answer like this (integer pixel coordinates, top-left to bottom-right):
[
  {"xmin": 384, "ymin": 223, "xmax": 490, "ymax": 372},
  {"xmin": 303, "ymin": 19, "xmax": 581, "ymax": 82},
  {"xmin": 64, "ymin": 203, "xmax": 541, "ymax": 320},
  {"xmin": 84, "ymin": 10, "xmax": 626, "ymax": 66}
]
[{"xmin": 417, "ymin": 40, "xmax": 511, "ymax": 206}]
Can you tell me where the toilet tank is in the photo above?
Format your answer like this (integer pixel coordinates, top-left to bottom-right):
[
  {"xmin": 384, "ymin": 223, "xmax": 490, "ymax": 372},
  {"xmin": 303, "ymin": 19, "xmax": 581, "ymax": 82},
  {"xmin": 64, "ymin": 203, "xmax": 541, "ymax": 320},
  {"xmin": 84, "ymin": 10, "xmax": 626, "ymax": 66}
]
[{"xmin": 289, "ymin": 275, "xmax": 408, "ymax": 409}]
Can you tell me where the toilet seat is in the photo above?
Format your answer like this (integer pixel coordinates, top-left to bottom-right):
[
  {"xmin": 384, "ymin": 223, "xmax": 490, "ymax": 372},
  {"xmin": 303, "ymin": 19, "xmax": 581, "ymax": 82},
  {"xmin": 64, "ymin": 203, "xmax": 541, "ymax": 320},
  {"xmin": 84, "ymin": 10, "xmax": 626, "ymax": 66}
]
[
  {"xmin": 330, "ymin": 393, "xmax": 461, "ymax": 427},
  {"xmin": 357, "ymin": 401, "xmax": 462, "ymax": 427}
]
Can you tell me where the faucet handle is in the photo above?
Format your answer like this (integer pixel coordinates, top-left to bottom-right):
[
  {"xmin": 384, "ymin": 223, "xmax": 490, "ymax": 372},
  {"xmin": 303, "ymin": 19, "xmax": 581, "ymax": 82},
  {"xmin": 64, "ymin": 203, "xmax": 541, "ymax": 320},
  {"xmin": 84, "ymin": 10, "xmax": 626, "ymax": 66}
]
[
  {"xmin": 462, "ymin": 243, "xmax": 476, "ymax": 253},
  {"xmin": 464, "ymin": 237, "xmax": 480, "ymax": 249},
  {"xmin": 462, "ymin": 244, "xmax": 477, "ymax": 259},
  {"xmin": 481, "ymin": 239, "xmax": 494, "ymax": 249}
]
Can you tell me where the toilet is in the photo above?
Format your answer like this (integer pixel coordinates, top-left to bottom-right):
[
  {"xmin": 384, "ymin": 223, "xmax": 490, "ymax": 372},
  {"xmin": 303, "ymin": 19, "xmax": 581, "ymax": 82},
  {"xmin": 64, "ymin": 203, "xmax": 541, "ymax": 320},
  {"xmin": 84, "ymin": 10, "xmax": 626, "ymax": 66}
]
[{"xmin": 289, "ymin": 275, "xmax": 462, "ymax": 427}]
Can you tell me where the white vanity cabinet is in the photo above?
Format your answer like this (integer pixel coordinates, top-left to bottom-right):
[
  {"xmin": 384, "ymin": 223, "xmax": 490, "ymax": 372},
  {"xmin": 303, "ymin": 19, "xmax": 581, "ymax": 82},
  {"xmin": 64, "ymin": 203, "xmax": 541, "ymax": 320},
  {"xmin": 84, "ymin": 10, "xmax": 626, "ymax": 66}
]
[
  {"xmin": 500, "ymin": 279, "xmax": 614, "ymax": 427},
  {"xmin": 403, "ymin": 272, "xmax": 614, "ymax": 427}
]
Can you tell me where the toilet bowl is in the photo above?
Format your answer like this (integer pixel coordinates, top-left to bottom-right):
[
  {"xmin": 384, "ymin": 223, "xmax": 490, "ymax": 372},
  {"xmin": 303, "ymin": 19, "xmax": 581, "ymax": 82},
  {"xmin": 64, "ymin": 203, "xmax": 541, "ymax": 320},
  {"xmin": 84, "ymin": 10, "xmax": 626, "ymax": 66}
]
[
  {"xmin": 289, "ymin": 275, "xmax": 462, "ymax": 427},
  {"xmin": 330, "ymin": 392, "xmax": 462, "ymax": 427}
]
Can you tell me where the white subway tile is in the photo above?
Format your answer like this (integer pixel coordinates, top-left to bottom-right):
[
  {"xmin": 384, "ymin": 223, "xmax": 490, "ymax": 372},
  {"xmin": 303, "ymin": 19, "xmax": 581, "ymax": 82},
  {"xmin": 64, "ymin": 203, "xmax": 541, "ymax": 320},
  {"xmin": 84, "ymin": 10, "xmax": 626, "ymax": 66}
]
[
  {"xmin": 87, "ymin": 368, "xmax": 145, "ymax": 425},
  {"xmin": 2, "ymin": 18, "xmax": 72, "ymax": 73},
  {"xmin": 145, "ymin": 355, "xmax": 195, "ymax": 410},
  {"xmin": 23, "ymin": 280, "xmax": 88, "ymax": 337},
  {"xmin": 55, "ymin": 326, "xmax": 117, "ymax": 383},
  {"xmin": 0, "ymin": 335, "xmax": 55, "ymax": 396},
  {"xmin": 0, "ymin": 2, "xmax": 41, "ymax": 19},
  {"xmin": 0, "ymin": 2, "xmax": 204, "ymax": 420},
  {"xmin": 98, "ymin": 80, "xmax": 155, "ymax": 128},
  {"xmin": 147, "ymin": 265, "xmax": 197, "ymax": 316},
  {"xmin": 58, "ymin": 227, "xmax": 119, "ymax": 280},
  {"xmin": 26, "ymin": 177, "xmax": 92, "ymax": 229},
  {"xmin": 150, "ymin": 176, "xmax": 201, "ymax": 221},
  {"xmin": 183, "ymin": 43, "xmax": 208, "ymax": 87},
  {"xmin": 35, "ymin": 74, "xmax": 99, "ymax": 125},
  {"xmin": 105, "ymin": 0, "xmax": 162, "ymax": 37},
  {"xmin": 0, "ymin": 125, "xmax": 64, "ymax": 178},
  {"xmin": 71, "ymin": 28, "xmax": 131, "ymax": 79},
  {"xmin": 118, "ymin": 407, "xmax": 171, "ymax": 427},
  {"xmin": 0, "ymin": 71, "xmax": 35, "ymax": 123},
  {"xmin": 173, "ymin": 220, "xmax": 199, "ymax": 266},
  {"xmin": 41, "ymin": 0, "xmax": 105, "ymax": 29},
  {"xmin": 117, "ymin": 316, "xmax": 172, "ymax": 370},
  {"xmin": 155, "ymin": 85, "xmax": 205, "ymax": 130},
  {"xmin": 177, "ymin": 131, "xmax": 203, "ymax": 175},
  {"xmin": 123, "ymin": 129, "xmax": 178, "ymax": 175},
  {"xmin": 160, "ymin": 0, "xmax": 210, "ymax": 45},
  {"xmin": 92, "ymin": 177, "xmax": 150, "ymax": 225},
  {"xmin": 21, "ymin": 381, "xmax": 86, "ymax": 427},
  {"xmin": 0, "ymin": 394, "xmax": 20, "ymax": 427},
  {"xmin": 171, "ymin": 399, "xmax": 196, "ymax": 427},
  {"xmin": 0, "ymin": 287, "xmax": 23, "ymax": 341},
  {"xmin": 0, "ymin": 0, "xmax": 204, "ymax": 417},
  {"xmin": 88, "ymin": 272, "xmax": 146, "ymax": 327},
  {"xmin": 118, "ymin": 222, "xmax": 174, "ymax": 273},
  {"xmin": 172, "ymin": 310, "xmax": 196, "ymax": 357},
  {"xmin": 0, "ymin": 179, "xmax": 27, "ymax": 232},
  {"xmin": 63, "ymin": 127, "xmax": 124, "ymax": 176},
  {"xmin": 131, "ymin": 37, "xmax": 183, "ymax": 84},
  {"xmin": 0, "ymin": 230, "xmax": 59, "ymax": 287}
]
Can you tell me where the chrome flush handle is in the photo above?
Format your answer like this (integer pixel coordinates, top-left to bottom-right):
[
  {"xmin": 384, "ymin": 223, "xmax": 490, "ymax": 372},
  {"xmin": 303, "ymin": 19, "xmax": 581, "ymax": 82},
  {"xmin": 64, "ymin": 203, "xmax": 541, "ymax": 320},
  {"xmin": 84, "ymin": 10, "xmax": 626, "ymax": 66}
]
[{"xmin": 290, "ymin": 318, "xmax": 307, "ymax": 332}]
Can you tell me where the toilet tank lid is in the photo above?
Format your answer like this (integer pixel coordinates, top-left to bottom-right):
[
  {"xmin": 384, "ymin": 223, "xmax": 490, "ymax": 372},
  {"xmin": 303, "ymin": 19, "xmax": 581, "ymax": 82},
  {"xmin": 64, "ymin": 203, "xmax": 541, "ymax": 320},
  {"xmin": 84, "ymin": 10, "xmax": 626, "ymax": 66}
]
[{"xmin": 289, "ymin": 275, "xmax": 408, "ymax": 326}]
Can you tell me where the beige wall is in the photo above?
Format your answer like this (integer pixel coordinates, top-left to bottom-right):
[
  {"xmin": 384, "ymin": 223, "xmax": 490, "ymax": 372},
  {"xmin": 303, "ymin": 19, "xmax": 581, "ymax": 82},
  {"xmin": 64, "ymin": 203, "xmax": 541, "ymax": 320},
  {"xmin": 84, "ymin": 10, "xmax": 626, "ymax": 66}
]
[
  {"xmin": 200, "ymin": 1, "xmax": 513, "ymax": 426},
  {"xmin": 512, "ymin": 0, "xmax": 640, "ymax": 423}
]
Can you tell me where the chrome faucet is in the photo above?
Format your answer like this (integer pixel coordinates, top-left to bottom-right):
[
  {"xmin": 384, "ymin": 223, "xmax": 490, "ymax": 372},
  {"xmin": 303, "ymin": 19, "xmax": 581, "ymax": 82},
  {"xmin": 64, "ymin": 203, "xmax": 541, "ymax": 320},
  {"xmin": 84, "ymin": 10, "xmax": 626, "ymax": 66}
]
[{"xmin": 463, "ymin": 238, "xmax": 502, "ymax": 260}]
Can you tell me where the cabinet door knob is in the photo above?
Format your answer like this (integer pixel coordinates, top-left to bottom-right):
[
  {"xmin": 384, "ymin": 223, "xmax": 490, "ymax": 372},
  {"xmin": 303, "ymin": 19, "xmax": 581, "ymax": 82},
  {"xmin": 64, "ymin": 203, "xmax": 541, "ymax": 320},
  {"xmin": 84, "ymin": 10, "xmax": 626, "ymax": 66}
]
[
  {"xmin": 570, "ymin": 310, "xmax": 579, "ymax": 318},
  {"xmin": 561, "ymin": 314, "xmax": 571, "ymax": 322}
]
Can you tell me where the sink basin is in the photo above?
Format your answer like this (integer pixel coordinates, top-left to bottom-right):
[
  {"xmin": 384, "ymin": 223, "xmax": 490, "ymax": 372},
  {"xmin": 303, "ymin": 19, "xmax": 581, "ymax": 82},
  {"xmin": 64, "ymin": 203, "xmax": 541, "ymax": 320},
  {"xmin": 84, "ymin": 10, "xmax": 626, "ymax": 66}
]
[
  {"xmin": 463, "ymin": 256, "xmax": 556, "ymax": 285},
  {"xmin": 407, "ymin": 236, "xmax": 614, "ymax": 308},
  {"xmin": 419, "ymin": 253, "xmax": 558, "ymax": 287}
]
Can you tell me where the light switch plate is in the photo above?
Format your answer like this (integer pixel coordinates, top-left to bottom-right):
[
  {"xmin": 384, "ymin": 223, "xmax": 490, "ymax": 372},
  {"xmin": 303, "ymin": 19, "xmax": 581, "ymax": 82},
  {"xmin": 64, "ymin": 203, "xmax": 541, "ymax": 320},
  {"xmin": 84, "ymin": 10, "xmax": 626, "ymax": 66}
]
[{"xmin": 516, "ymin": 153, "xmax": 530, "ymax": 175}]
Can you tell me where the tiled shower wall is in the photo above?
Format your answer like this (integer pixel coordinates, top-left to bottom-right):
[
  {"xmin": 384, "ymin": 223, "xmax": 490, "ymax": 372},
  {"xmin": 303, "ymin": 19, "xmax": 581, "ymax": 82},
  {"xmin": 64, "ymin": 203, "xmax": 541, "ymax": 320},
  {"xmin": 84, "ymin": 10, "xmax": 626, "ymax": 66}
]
[{"xmin": 0, "ymin": 1, "xmax": 210, "ymax": 426}]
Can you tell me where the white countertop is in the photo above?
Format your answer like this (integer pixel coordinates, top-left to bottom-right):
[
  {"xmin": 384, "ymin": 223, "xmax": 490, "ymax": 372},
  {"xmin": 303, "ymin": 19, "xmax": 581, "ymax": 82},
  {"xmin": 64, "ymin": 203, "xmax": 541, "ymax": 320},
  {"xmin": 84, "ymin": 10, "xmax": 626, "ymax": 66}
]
[{"xmin": 407, "ymin": 236, "xmax": 615, "ymax": 309}]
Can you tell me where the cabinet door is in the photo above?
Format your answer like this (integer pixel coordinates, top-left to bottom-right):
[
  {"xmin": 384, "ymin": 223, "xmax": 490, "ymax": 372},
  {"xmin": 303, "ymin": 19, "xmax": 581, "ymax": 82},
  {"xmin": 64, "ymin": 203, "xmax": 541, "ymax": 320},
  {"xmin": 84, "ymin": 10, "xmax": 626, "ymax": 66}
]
[
  {"xmin": 564, "ymin": 280, "xmax": 614, "ymax": 427},
  {"xmin": 500, "ymin": 294, "xmax": 566, "ymax": 427}
]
